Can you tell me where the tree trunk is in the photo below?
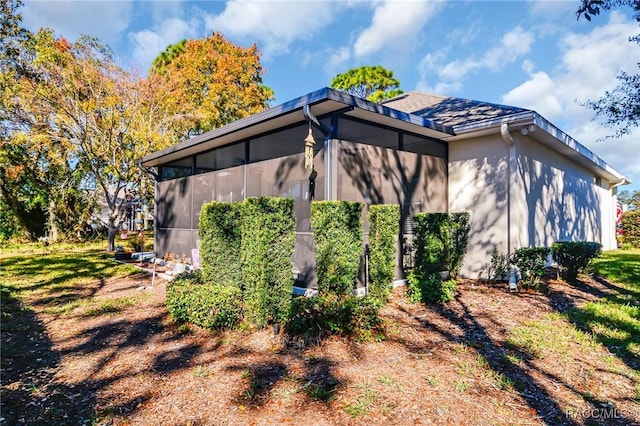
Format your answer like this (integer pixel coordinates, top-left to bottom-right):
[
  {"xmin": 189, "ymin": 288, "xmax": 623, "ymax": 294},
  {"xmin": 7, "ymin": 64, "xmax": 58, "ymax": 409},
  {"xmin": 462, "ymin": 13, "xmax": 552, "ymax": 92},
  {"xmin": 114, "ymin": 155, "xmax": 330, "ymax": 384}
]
[
  {"xmin": 107, "ymin": 220, "xmax": 118, "ymax": 252},
  {"xmin": 48, "ymin": 198, "xmax": 59, "ymax": 243}
]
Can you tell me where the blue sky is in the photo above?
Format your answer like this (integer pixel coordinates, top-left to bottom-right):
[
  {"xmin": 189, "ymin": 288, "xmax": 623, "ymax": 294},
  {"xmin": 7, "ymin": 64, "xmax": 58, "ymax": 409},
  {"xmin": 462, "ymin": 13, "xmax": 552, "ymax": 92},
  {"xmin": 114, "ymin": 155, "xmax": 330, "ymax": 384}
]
[{"xmin": 21, "ymin": 0, "xmax": 640, "ymax": 192}]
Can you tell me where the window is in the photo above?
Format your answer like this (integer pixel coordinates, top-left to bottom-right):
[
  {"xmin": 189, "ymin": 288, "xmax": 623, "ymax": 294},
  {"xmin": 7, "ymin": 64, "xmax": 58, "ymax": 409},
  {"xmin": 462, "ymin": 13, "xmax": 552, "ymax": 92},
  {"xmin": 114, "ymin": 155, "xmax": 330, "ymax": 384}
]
[{"xmin": 159, "ymin": 157, "xmax": 193, "ymax": 181}]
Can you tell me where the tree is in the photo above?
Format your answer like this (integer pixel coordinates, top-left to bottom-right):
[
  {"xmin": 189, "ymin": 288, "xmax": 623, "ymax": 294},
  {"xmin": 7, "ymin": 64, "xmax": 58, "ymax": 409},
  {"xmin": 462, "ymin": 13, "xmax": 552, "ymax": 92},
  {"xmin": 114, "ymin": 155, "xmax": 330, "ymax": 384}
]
[
  {"xmin": 150, "ymin": 32, "xmax": 274, "ymax": 138},
  {"xmin": 329, "ymin": 65, "xmax": 404, "ymax": 103},
  {"xmin": 151, "ymin": 39, "xmax": 187, "ymax": 74},
  {"xmin": 618, "ymin": 189, "xmax": 640, "ymax": 209},
  {"xmin": 577, "ymin": 0, "xmax": 640, "ymax": 138},
  {"xmin": 3, "ymin": 29, "xmax": 174, "ymax": 249}
]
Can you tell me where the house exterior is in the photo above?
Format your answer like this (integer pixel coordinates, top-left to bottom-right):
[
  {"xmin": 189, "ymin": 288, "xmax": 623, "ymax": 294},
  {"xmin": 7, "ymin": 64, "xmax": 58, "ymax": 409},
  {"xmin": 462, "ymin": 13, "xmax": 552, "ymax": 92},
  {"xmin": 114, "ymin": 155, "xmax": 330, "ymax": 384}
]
[{"xmin": 140, "ymin": 87, "xmax": 629, "ymax": 284}]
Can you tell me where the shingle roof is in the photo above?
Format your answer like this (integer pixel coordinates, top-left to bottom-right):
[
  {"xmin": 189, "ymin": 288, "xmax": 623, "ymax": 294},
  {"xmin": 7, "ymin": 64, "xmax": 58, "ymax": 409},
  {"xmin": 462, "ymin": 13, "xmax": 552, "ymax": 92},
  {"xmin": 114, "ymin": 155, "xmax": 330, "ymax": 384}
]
[{"xmin": 381, "ymin": 91, "xmax": 528, "ymax": 127}]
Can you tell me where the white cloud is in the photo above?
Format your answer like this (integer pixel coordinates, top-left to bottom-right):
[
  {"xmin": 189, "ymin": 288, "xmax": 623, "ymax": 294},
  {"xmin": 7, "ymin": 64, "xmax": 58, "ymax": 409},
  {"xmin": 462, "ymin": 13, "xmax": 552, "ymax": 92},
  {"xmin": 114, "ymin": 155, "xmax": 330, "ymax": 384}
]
[
  {"xmin": 353, "ymin": 0, "xmax": 444, "ymax": 58},
  {"xmin": 502, "ymin": 71, "xmax": 563, "ymax": 117},
  {"xmin": 21, "ymin": 0, "xmax": 134, "ymax": 45},
  {"xmin": 502, "ymin": 12, "xmax": 640, "ymax": 185},
  {"xmin": 418, "ymin": 26, "xmax": 535, "ymax": 91},
  {"xmin": 203, "ymin": 0, "xmax": 339, "ymax": 57},
  {"xmin": 324, "ymin": 46, "xmax": 352, "ymax": 75},
  {"xmin": 128, "ymin": 18, "xmax": 199, "ymax": 70}
]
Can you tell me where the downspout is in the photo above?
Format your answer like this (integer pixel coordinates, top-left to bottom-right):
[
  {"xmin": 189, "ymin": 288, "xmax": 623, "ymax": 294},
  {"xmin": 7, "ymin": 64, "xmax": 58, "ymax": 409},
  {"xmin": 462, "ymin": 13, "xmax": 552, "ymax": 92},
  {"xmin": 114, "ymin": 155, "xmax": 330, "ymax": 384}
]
[
  {"xmin": 500, "ymin": 124, "xmax": 519, "ymax": 291},
  {"xmin": 500, "ymin": 123, "xmax": 515, "ymax": 257}
]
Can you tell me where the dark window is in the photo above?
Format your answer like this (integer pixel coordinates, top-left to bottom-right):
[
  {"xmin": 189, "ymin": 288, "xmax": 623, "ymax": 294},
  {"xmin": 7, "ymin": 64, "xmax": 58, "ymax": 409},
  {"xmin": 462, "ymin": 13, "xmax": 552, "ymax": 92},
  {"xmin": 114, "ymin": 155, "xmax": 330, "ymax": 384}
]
[
  {"xmin": 249, "ymin": 124, "xmax": 311, "ymax": 163},
  {"xmin": 336, "ymin": 117, "xmax": 398, "ymax": 149},
  {"xmin": 403, "ymin": 134, "xmax": 447, "ymax": 158},
  {"xmin": 195, "ymin": 142, "xmax": 246, "ymax": 174},
  {"xmin": 159, "ymin": 157, "xmax": 193, "ymax": 181}
]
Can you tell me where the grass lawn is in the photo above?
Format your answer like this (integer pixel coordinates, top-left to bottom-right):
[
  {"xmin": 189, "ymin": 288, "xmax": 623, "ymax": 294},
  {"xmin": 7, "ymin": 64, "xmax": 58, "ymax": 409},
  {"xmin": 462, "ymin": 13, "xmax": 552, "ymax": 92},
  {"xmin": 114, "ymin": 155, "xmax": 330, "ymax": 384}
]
[{"xmin": 1, "ymin": 242, "xmax": 639, "ymax": 425}]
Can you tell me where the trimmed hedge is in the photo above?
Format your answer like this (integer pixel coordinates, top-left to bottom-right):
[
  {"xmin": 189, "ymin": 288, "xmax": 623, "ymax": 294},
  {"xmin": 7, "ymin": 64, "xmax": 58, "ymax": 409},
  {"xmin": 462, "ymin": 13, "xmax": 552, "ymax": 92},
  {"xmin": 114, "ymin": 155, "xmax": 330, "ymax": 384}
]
[
  {"xmin": 166, "ymin": 270, "xmax": 242, "ymax": 329},
  {"xmin": 285, "ymin": 294, "xmax": 384, "ymax": 341},
  {"xmin": 407, "ymin": 272, "xmax": 457, "ymax": 304},
  {"xmin": 199, "ymin": 201, "xmax": 243, "ymax": 287},
  {"xmin": 368, "ymin": 204, "xmax": 400, "ymax": 303},
  {"xmin": 510, "ymin": 247, "xmax": 550, "ymax": 289},
  {"xmin": 311, "ymin": 201, "xmax": 363, "ymax": 296},
  {"xmin": 448, "ymin": 212, "xmax": 471, "ymax": 278},
  {"xmin": 241, "ymin": 197, "xmax": 296, "ymax": 327},
  {"xmin": 622, "ymin": 210, "xmax": 640, "ymax": 248},
  {"xmin": 551, "ymin": 241, "xmax": 602, "ymax": 283},
  {"xmin": 413, "ymin": 212, "xmax": 470, "ymax": 278}
]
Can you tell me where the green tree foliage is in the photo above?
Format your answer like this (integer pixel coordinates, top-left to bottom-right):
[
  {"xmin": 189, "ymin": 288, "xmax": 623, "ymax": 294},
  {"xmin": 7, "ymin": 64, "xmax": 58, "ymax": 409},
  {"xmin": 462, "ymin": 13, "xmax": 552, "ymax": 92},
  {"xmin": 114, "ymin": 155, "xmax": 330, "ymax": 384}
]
[
  {"xmin": 621, "ymin": 210, "xmax": 640, "ymax": 247},
  {"xmin": 1, "ymin": 6, "xmax": 93, "ymax": 241},
  {"xmin": 618, "ymin": 189, "xmax": 640, "ymax": 210},
  {"xmin": 330, "ymin": 65, "xmax": 404, "ymax": 103},
  {"xmin": 151, "ymin": 39, "xmax": 187, "ymax": 74},
  {"xmin": 149, "ymin": 32, "xmax": 274, "ymax": 138},
  {"xmin": 577, "ymin": 0, "xmax": 640, "ymax": 138},
  {"xmin": 2, "ymin": 29, "xmax": 174, "ymax": 249}
]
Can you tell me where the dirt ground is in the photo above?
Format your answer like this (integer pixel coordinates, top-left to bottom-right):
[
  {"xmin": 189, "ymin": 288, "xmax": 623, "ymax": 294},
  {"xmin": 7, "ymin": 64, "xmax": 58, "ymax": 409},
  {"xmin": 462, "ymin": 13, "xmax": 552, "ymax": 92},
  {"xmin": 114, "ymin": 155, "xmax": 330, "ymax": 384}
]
[{"xmin": 2, "ymin": 269, "xmax": 639, "ymax": 425}]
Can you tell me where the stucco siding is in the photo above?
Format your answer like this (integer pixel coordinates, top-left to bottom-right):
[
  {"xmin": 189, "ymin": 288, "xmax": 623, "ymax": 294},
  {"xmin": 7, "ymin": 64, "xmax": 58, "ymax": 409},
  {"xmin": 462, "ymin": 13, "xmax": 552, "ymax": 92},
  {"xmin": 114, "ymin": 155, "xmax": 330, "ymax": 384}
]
[
  {"xmin": 515, "ymin": 136, "xmax": 613, "ymax": 248},
  {"xmin": 448, "ymin": 135, "xmax": 509, "ymax": 279}
]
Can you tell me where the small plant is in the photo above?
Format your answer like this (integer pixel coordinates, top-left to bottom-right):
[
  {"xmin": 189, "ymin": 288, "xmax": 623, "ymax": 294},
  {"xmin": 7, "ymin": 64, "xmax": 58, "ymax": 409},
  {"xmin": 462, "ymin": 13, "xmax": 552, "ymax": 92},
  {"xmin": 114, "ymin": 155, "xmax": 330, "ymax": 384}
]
[
  {"xmin": 305, "ymin": 382, "xmax": 337, "ymax": 402},
  {"xmin": 551, "ymin": 241, "xmax": 602, "ymax": 283},
  {"xmin": 510, "ymin": 247, "xmax": 550, "ymax": 289},
  {"xmin": 407, "ymin": 272, "xmax": 457, "ymax": 303},
  {"xmin": 487, "ymin": 249, "xmax": 509, "ymax": 282},
  {"xmin": 343, "ymin": 385, "xmax": 379, "ymax": 418},
  {"xmin": 423, "ymin": 375, "xmax": 440, "ymax": 387},
  {"xmin": 193, "ymin": 365, "xmax": 210, "ymax": 378},
  {"xmin": 453, "ymin": 379, "xmax": 469, "ymax": 393}
]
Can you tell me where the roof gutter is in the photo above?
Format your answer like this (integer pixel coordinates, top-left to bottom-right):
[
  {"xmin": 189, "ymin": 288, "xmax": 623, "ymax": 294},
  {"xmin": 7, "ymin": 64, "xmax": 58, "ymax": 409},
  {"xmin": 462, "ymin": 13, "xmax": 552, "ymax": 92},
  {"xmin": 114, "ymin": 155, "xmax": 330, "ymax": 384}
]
[{"xmin": 452, "ymin": 111, "xmax": 630, "ymax": 186}]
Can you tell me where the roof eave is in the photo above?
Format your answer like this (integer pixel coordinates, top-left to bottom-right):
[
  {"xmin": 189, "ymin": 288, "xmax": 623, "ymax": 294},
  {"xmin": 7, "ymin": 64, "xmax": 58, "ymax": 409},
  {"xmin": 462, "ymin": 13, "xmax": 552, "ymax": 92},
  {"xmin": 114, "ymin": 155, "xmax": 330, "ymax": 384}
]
[
  {"xmin": 139, "ymin": 87, "xmax": 454, "ymax": 167},
  {"xmin": 447, "ymin": 111, "xmax": 630, "ymax": 186}
]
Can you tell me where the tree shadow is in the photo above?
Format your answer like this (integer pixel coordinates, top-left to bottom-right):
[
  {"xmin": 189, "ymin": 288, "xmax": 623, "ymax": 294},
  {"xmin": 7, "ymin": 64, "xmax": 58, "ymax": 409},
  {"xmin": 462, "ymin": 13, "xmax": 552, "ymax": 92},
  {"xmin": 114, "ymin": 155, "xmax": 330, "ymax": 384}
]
[
  {"xmin": 1, "ymin": 285, "xmax": 98, "ymax": 424},
  {"xmin": 389, "ymin": 288, "xmax": 637, "ymax": 425}
]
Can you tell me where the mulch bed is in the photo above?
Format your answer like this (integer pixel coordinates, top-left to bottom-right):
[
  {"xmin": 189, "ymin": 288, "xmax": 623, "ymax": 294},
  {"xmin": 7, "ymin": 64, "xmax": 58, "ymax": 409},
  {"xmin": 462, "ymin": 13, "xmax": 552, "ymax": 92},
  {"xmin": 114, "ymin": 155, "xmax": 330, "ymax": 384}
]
[{"xmin": 2, "ymin": 272, "xmax": 639, "ymax": 425}]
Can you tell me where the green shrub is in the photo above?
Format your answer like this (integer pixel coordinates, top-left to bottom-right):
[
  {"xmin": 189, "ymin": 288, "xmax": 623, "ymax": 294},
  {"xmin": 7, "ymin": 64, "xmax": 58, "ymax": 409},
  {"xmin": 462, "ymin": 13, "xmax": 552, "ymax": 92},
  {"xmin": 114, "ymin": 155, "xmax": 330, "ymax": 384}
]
[
  {"xmin": 551, "ymin": 241, "xmax": 602, "ymax": 283},
  {"xmin": 368, "ymin": 204, "xmax": 400, "ymax": 303},
  {"xmin": 487, "ymin": 249, "xmax": 509, "ymax": 282},
  {"xmin": 413, "ymin": 213, "xmax": 448, "ymax": 275},
  {"xmin": 285, "ymin": 294, "xmax": 384, "ymax": 341},
  {"xmin": 241, "ymin": 197, "xmax": 296, "ymax": 327},
  {"xmin": 448, "ymin": 212, "xmax": 470, "ymax": 278},
  {"xmin": 311, "ymin": 201, "xmax": 363, "ymax": 296},
  {"xmin": 412, "ymin": 212, "xmax": 470, "ymax": 278},
  {"xmin": 166, "ymin": 270, "xmax": 242, "ymax": 329},
  {"xmin": 621, "ymin": 210, "xmax": 640, "ymax": 248},
  {"xmin": 510, "ymin": 247, "xmax": 550, "ymax": 289},
  {"xmin": 407, "ymin": 271, "xmax": 457, "ymax": 303},
  {"xmin": 199, "ymin": 201, "xmax": 243, "ymax": 287}
]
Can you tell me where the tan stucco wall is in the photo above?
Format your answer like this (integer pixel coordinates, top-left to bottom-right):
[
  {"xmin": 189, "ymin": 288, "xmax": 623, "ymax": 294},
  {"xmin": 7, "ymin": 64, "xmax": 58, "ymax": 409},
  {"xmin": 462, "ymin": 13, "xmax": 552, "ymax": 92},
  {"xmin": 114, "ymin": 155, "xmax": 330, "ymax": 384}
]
[
  {"xmin": 449, "ymin": 131, "xmax": 618, "ymax": 279},
  {"xmin": 515, "ymin": 136, "xmax": 616, "ymax": 250},
  {"xmin": 448, "ymin": 135, "xmax": 509, "ymax": 279}
]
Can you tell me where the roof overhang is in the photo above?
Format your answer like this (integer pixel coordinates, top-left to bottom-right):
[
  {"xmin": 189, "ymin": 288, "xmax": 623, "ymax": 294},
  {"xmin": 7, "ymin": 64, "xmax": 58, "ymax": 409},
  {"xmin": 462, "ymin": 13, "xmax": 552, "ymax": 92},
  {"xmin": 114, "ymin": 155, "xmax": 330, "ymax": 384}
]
[
  {"xmin": 140, "ymin": 87, "xmax": 454, "ymax": 167},
  {"xmin": 444, "ymin": 111, "xmax": 631, "ymax": 186}
]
